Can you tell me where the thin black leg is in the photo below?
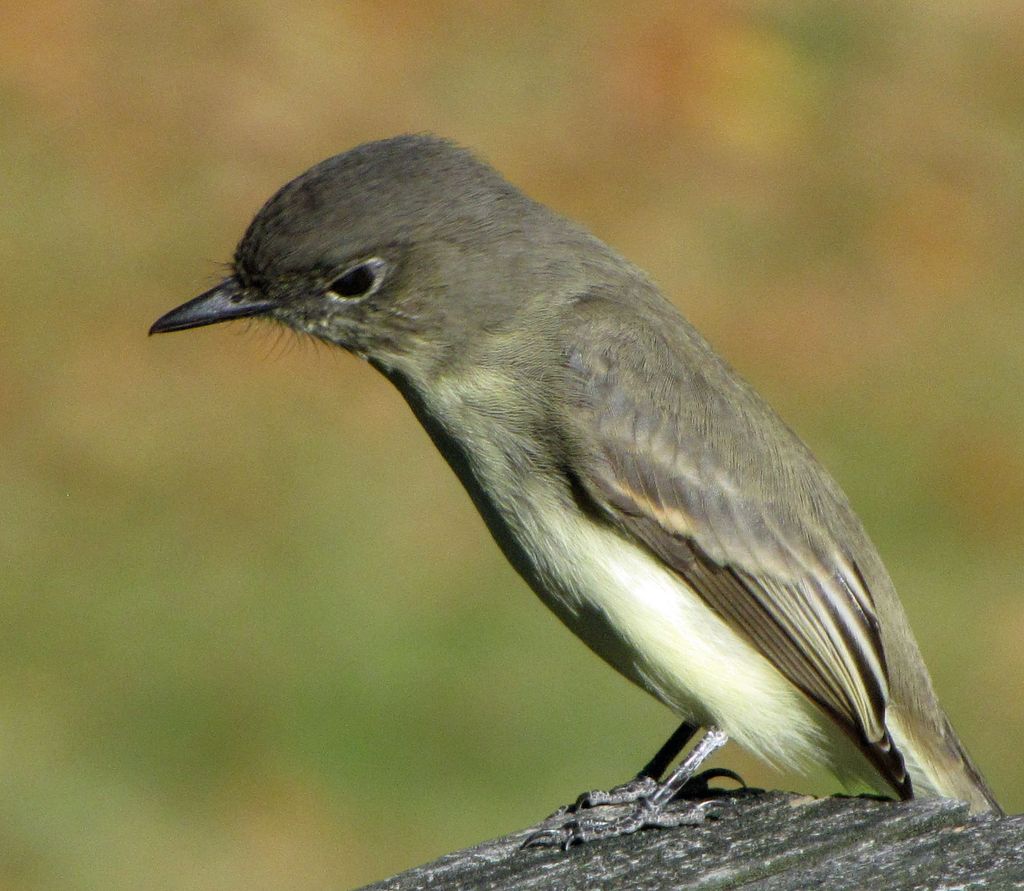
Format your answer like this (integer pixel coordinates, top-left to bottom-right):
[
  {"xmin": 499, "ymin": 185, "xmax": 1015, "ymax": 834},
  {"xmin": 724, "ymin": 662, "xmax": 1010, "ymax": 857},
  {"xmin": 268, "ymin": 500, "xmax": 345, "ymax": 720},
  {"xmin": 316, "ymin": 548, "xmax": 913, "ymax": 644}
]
[{"xmin": 638, "ymin": 720, "xmax": 699, "ymax": 780}]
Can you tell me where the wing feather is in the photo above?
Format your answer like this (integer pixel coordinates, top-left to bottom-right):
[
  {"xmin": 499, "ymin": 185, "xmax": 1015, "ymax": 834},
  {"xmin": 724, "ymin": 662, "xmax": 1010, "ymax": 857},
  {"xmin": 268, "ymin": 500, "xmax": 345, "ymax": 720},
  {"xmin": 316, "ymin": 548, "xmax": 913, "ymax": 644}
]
[{"xmin": 559, "ymin": 297, "xmax": 910, "ymax": 796}]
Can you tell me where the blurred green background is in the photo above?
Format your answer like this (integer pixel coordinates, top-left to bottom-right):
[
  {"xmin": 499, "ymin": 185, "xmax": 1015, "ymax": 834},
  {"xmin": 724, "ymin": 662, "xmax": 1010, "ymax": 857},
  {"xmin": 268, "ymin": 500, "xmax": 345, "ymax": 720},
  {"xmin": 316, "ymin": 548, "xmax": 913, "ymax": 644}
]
[{"xmin": 2, "ymin": 2, "xmax": 1022, "ymax": 888}]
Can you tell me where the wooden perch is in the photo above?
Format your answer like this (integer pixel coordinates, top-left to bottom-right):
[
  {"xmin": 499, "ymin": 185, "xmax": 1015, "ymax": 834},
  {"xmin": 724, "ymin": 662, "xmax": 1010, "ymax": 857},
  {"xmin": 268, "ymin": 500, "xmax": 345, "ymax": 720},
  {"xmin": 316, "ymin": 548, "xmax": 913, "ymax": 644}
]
[{"xmin": 359, "ymin": 789, "xmax": 1022, "ymax": 890}]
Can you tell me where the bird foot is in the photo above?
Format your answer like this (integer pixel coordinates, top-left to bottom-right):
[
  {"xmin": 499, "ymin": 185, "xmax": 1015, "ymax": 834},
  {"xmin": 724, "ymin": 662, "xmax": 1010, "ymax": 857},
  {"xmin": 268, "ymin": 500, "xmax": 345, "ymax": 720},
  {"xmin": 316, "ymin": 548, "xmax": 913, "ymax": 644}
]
[
  {"xmin": 539, "ymin": 776, "xmax": 659, "ymax": 822},
  {"xmin": 542, "ymin": 766, "xmax": 744, "ymax": 821},
  {"xmin": 523, "ymin": 796, "xmax": 716, "ymax": 850},
  {"xmin": 572, "ymin": 775, "xmax": 660, "ymax": 810},
  {"xmin": 525, "ymin": 727, "xmax": 735, "ymax": 849}
]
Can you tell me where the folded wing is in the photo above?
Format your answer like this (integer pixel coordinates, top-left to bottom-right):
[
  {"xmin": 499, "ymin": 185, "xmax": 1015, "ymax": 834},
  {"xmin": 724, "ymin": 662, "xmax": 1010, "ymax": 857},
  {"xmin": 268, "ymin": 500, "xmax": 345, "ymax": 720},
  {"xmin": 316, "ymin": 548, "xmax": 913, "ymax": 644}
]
[{"xmin": 559, "ymin": 296, "xmax": 910, "ymax": 797}]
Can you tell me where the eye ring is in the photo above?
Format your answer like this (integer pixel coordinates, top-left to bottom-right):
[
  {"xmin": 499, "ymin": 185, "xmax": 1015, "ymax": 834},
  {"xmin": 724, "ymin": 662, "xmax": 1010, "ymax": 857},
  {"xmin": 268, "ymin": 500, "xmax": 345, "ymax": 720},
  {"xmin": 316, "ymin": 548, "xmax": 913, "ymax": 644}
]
[{"xmin": 326, "ymin": 257, "xmax": 387, "ymax": 300}]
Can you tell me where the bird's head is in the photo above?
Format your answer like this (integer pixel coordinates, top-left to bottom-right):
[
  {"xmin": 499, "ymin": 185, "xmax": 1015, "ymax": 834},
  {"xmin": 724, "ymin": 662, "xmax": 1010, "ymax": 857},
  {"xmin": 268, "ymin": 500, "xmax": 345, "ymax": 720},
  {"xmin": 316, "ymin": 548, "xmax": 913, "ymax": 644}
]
[{"xmin": 150, "ymin": 135, "xmax": 597, "ymax": 381}]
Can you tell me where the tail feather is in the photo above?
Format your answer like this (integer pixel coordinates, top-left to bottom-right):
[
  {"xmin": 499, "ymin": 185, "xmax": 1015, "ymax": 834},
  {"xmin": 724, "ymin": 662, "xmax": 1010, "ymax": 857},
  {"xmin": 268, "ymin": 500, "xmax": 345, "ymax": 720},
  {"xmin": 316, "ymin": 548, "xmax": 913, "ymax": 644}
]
[{"xmin": 888, "ymin": 710, "xmax": 1002, "ymax": 815}]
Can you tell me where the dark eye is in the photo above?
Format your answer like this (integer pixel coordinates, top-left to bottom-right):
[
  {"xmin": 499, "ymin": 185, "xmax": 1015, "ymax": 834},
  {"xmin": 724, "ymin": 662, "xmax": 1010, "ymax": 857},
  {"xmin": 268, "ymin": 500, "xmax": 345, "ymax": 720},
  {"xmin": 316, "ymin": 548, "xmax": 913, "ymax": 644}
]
[{"xmin": 327, "ymin": 258, "xmax": 387, "ymax": 300}]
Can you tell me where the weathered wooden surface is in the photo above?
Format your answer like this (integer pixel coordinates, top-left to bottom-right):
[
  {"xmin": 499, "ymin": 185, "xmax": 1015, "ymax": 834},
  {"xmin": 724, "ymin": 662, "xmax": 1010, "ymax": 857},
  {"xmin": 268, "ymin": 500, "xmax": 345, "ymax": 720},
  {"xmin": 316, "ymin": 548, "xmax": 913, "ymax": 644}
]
[{"xmin": 359, "ymin": 790, "xmax": 1023, "ymax": 890}]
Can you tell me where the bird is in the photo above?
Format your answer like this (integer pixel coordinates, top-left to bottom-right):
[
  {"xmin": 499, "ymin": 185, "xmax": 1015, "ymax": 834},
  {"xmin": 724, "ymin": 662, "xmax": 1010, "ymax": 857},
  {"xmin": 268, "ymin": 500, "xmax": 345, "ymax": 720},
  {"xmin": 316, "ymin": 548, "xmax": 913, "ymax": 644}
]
[{"xmin": 150, "ymin": 134, "xmax": 1001, "ymax": 845}]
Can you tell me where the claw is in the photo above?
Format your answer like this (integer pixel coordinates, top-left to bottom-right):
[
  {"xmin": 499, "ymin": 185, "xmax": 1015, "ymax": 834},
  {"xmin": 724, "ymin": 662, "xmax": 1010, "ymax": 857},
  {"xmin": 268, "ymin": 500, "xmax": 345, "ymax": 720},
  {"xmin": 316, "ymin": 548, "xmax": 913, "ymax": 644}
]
[
  {"xmin": 678, "ymin": 767, "xmax": 746, "ymax": 798},
  {"xmin": 521, "ymin": 826, "xmax": 572, "ymax": 849}
]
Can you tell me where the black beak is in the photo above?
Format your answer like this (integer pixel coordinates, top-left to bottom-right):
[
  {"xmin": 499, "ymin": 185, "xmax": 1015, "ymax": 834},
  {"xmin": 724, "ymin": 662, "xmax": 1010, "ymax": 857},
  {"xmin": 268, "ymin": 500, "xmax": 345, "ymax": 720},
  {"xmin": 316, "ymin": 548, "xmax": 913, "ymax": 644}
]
[{"xmin": 149, "ymin": 279, "xmax": 276, "ymax": 335}]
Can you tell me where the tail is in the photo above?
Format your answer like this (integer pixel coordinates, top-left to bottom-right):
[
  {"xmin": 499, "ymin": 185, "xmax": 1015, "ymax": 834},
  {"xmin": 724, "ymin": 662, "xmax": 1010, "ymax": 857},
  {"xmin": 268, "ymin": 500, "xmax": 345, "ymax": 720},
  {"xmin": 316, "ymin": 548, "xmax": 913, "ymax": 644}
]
[
  {"xmin": 850, "ymin": 548, "xmax": 1002, "ymax": 815},
  {"xmin": 888, "ymin": 708, "xmax": 1002, "ymax": 815}
]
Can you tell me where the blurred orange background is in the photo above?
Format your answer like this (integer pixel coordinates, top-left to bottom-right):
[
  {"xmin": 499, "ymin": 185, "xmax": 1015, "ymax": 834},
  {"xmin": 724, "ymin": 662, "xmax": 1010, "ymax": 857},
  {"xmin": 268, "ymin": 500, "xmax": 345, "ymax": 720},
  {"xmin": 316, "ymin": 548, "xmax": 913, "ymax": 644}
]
[{"xmin": 2, "ymin": 2, "xmax": 1022, "ymax": 888}]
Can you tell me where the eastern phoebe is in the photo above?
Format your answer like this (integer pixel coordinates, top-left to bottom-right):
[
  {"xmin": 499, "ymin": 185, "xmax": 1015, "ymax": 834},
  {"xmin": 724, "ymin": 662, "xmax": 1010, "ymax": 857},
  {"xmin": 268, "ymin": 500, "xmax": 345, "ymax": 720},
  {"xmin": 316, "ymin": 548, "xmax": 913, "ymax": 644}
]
[{"xmin": 151, "ymin": 135, "xmax": 1001, "ymax": 844}]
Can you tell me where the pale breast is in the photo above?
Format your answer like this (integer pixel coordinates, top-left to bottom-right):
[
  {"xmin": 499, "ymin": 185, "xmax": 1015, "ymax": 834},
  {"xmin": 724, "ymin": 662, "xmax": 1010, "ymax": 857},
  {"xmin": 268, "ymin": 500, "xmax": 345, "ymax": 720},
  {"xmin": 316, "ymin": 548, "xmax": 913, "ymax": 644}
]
[{"xmin": 424, "ymin": 370, "xmax": 856, "ymax": 779}]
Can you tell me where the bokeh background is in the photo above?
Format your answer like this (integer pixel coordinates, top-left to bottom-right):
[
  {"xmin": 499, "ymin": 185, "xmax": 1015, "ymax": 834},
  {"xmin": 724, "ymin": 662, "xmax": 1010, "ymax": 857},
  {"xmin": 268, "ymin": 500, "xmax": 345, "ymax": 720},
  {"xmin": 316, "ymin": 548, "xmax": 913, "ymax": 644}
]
[{"xmin": 3, "ymin": 2, "xmax": 1023, "ymax": 888}]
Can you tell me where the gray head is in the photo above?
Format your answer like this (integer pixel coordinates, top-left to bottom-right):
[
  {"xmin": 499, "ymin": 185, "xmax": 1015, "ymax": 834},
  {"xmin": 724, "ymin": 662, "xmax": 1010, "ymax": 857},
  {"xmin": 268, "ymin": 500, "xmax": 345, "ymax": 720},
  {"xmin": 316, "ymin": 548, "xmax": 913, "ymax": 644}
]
[{"xmin": 150, "ymin": 135, "xmax": 621, "ymax": 378}]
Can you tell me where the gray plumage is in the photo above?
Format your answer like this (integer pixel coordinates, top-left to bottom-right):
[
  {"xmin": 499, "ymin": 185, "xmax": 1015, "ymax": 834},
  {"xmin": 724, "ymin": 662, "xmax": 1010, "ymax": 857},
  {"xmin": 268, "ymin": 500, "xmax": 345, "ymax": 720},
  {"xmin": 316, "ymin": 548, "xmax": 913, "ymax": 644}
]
[{"xmin": 152, "ymin": 134, "xmax": 1000, "ymax": 817}]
